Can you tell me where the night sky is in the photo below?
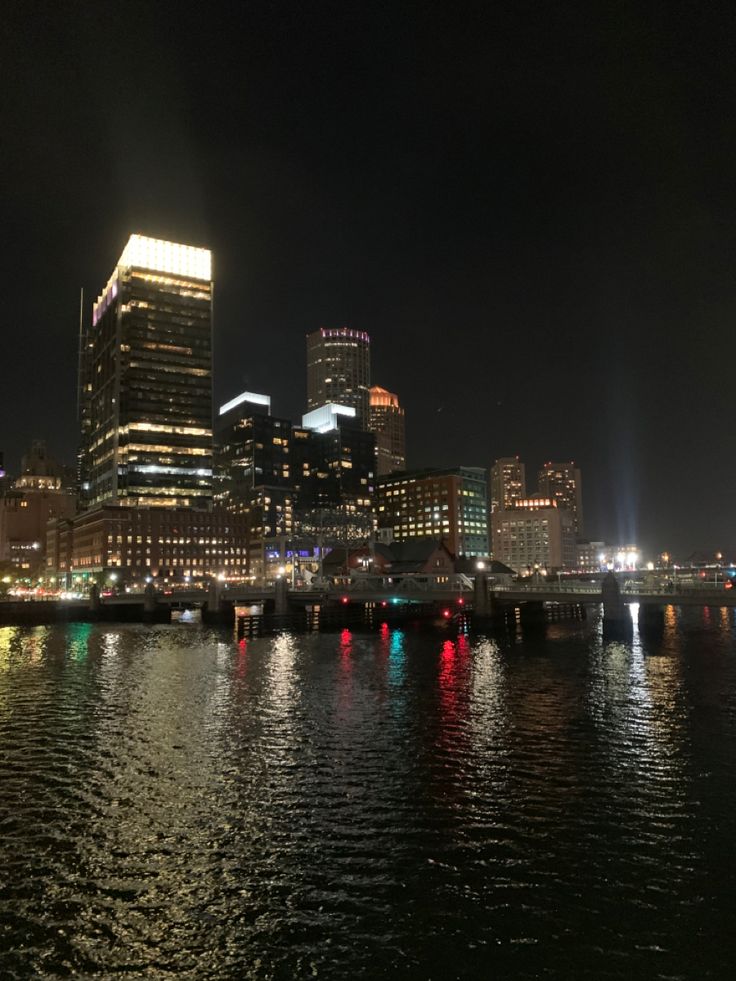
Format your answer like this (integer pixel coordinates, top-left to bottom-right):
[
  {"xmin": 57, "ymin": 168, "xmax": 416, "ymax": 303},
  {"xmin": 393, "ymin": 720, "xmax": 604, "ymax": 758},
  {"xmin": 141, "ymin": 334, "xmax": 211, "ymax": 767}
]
[{"xmin": 2, "ymin": 0, "xmax": 735, "ymax": 556}]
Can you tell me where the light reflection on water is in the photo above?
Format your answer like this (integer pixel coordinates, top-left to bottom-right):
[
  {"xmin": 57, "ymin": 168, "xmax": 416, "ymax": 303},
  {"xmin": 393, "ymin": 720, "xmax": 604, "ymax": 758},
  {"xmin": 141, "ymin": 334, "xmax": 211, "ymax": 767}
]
[{"xmin": 1, "ymin": 613, "xmax": 736, "ymax": 978}]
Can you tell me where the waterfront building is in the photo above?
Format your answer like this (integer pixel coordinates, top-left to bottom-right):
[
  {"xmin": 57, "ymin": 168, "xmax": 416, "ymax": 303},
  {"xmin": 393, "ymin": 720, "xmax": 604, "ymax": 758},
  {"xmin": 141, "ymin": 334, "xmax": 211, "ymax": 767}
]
[
  {"xmin": 46, "ymin": 506, "xmax": 248, "ymax": 584},
  {"xmin": 376, "ymin": 467, "xmax": 489, "ymax": 557},
  {"xmin": 369, "ymin": 385, "xmax": 406, "ymax": 476},
  {"xmin": 537, "ymin": 461, "xmax": 583, "ymax": 535},
  {"xmin": 598, "ymin": 545, "xmax": 641, "ymax": 572},
  {"xmin": 306, "ymin": 327, "xmax": 371, "ymax": 429},
  {"xmin": 576, "ymin": 539, "xmax": 607, "ymax": 573},
  {"xmin": 491, "ymin": 497, "xmax": 576, "ymax": 573},
  {"xmin": 489, "ymin": 456, "xmax": 526, "ymax": 512},
  {"xmin": 0, "ymin": 441, "xmax": 77, "ymax": 576},
  {"xmin": 78, "ymin": 234, "xmax": 214, "ymax": 509},
  {"xmin": 322, "ymin": 538, "xmax": 455, "ymax": 577}
]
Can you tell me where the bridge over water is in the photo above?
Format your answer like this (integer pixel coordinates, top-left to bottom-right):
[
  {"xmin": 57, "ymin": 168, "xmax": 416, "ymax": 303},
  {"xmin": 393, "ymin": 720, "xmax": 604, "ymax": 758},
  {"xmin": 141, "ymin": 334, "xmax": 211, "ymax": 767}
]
[
  {"xmin": 104, "ymin": 573, "xmax": 736, "ymax": 621},
  {"xmin": 3, "ymin": 574, "xmax": 734, "ymax": 629}
]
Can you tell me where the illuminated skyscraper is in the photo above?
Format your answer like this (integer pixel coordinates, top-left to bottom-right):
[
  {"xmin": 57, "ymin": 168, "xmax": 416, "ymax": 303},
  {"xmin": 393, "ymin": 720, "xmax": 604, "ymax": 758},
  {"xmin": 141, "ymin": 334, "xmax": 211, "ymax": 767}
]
[
  {"xmin": 306, "ymin": 327, "xmax": 371, "ymax": 429},
  {"xmin": 537, "ymin": 461, "xmax": 583, "ymax": 535},
  {"xmin": 489, "ymin": 456, "xmax": 526, "ymax": 512},
  {"xmin": 369, "ymin": 385, "xmax": 406, "ymax": 475},
  {"xmin": 79, "ymin": 234, "xmax": 213, "ymax": 508}
]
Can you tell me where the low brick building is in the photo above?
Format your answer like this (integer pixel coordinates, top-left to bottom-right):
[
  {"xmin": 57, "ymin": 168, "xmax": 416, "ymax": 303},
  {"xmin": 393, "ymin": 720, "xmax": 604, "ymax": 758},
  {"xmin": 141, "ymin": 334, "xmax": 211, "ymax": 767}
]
[{"xmin": 47, "ymin": 506, "xmax": 249, "ymax": 583}]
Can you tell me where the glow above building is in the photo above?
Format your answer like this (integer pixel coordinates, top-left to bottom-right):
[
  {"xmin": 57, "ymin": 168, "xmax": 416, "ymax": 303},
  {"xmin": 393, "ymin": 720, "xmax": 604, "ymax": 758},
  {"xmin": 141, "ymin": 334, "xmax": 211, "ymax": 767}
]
[
  {"xmin": 120, "ymin": 234, "xmax": 212, "ymax": 281},
  {"xmin": 370, "ymin": 385, "xmax": 400, "ymax": 409},
  {"xmin": 219, "ymin": 391, "xmax": 271, "ymax": 416},
  {"xmin": 94, "ymin": 234, "xmax": 212, "ymax": 323},
  {"xmin": 301, "ymin": 403, "xmax": 356, "ymax": 433}
]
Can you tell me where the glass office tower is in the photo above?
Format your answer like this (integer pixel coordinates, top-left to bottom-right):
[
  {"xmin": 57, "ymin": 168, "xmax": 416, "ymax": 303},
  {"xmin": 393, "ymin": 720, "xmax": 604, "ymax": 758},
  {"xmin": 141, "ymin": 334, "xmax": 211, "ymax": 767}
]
[
  {"xmin": 79, "ymin": 234, "xmax": 213, "ymax": 509},
  {"xmin": 306, "ymin": 327, "xmax": 371, "ymax": 429}
]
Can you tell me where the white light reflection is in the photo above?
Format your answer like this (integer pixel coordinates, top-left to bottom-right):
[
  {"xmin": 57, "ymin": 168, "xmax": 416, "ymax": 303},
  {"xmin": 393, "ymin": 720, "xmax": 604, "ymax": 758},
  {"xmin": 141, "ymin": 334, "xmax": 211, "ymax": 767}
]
[
  {"xmin": 267, "ymin": 632, "xmax": 299, "ymax": 738},
  {"xmin": 468, "ymin": 636, "xmax": 509, "ymax": 778},
  {"xmin": 589, "ymin": 603, "xmax": 688, "ymax": 801}
]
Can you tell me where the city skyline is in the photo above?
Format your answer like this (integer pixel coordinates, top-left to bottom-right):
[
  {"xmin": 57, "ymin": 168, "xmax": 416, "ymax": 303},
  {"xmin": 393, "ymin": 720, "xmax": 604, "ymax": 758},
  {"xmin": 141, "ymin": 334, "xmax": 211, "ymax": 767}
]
[{"xmin": 3, "ymin": 4, "xmax": 736, "ymax": 554}]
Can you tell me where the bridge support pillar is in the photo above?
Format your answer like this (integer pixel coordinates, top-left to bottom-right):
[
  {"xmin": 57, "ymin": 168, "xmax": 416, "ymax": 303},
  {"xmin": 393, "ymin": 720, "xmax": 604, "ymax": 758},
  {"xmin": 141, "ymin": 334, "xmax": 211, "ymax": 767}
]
[
  {"xmin": 473, "ymin": 572, "xmax": 492, "ymax": 617},
  {"xmin": 207, "ymin": 581, "xmax": 221, "ymax": 610},
  {"xmin": 202, "ymin": 581, "xmax": 226, "ymax": 625},
  {"xmin": 602, "ymin": 571, "xmax": 631, "ymax": 637},
  {"xmin": 143, "ymin": 581, "xmax": 157, "ymax": 615},
  {"xmin": 88, "ymin": 583, "xmax": 100, "ymax": 620},
  {"xmin": 274, "ymin": 577, "xmax": 289, "ymax": 616},
  {"xmin": 472, "ymin": 573, "xmax": 508, "ymax": 629}
]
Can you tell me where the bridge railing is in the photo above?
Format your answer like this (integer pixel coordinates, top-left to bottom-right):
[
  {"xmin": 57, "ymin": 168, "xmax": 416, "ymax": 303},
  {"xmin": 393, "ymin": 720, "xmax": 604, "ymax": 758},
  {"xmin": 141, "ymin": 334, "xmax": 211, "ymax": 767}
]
[
  {"xmin": 493, "ymin": 582, "xmax": 601, "ymax": 595},
  {"xmin": 332, "ymin": 573, "xmax": 474, "ymax": 595}
]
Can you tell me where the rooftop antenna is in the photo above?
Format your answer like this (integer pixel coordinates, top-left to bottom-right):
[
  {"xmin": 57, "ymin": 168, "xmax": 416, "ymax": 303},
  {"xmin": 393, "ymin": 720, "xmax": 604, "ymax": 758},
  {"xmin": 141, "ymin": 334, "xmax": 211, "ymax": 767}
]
[{"xmin": 76, "ymin": 287, "xmax": 84, "ymax": 422}]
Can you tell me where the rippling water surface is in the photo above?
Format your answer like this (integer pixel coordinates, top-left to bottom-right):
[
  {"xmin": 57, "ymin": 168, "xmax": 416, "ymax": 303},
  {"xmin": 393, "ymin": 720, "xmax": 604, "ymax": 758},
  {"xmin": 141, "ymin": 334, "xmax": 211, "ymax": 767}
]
[{"xmin": 2, "ymin": 610, "xmax": 736, "ymax": 979}]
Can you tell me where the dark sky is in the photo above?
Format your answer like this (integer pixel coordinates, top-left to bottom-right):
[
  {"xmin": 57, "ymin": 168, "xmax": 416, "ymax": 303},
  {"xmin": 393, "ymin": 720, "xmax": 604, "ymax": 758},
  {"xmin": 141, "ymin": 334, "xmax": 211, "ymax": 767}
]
[{"xmin": 2, "ymin": 0, "xmax": 735, "ymax": 556}]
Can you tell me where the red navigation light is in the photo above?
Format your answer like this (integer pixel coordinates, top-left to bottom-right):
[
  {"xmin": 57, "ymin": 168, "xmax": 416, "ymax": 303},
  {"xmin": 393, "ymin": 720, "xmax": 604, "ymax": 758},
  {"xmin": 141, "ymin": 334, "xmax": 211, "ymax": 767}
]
[
  {"xmin": 457, "ymin": 597, "xmax": 464, "ymax": 605},
  {"xmin": 725, "ymin": 581, "xmax": 733, "ymax": 590},
  {"xmin": 341, "ymin": 596, "xmax": 349, "ymax": 604},
  {"xmin": 442, "ymin": 608, "xmax": 451, "ymax": 618},
  {"xmin": 381, "ymin": 600, "xmax": 387, "ymax": 607}
]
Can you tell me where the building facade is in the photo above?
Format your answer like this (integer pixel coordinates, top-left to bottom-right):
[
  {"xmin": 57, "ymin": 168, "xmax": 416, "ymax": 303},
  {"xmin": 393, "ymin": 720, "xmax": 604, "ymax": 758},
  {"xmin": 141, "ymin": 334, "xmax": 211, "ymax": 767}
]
[
  {"xmin": 489, "ymin": 456, "xmax": 526, "ymax": 512},
  {"xmin": 79, "ymin": 234, "xmax": 214, "ymax": 509},
  {"xmin": 491, "ymin": 498, "xmax": 576, "ymax": 573},
  {"xmin": 292, "ymin": 419, "xmax": 376, "ymax": 530},
  {"xmin": 215, "ymin": 391, "xmax": 294, "ymax": 581},
  {"xmin": 47, "ymin": 506, "xmax": 248, "ymax": 583},
  {"xmin": 537, "ymin": 461, "xmax": 583, "ymax": 535},
  {"xmin": 306, "ymin": 327, "xmax": 371, "ymax": 429},
  {"xmin": 369, "ymin": 385, "xmax": 406, "ymax": 476},
  {"xmin": 0, "ymin": 441, "xmax": 77, "ymax": 575},
  {"xmin": 377, "ymin": 467, "xmax": 489, "ymax": 557},
  {"xmin": 215, "ymin": 392, "xmax": 292, "ymax": 526},
  {"xmin": 576, "ymin": 539, "xmax": 607, "ymax": 573}
]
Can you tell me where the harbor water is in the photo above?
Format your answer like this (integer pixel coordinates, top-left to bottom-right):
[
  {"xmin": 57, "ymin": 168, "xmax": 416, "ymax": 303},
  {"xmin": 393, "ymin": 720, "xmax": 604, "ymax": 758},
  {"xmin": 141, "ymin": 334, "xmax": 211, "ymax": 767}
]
[{"xmin": 1, "ymin": 609, "xmax": 736, "ymax": 979}]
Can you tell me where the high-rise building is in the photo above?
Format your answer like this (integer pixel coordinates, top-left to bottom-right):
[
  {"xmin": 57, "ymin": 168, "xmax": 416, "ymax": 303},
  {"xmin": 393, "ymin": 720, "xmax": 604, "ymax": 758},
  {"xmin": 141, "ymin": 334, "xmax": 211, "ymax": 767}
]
[
  {"xmin": 489, "ymin": 456, "xmax": 526, "ymax": 512},
  {"xmin": 79, "ymin": 234, "xmax": 214, "ymax": 509},
  {"xmin": 537, "ymin": 461, "xmax": 583, "ymax": 535},
  {"xmin": 215, "ymin": 391, "xmax": 291, "ymax": 519},
  {"xmin": 491, "ymin": 498, "xmax": 576, "ymax": 573},
  {"xmin": 294, "ymin": 411, "xmax": 375, "ymax": 526},
  {"xmin": 214, "ymin": 390, "xmax": 294, "ymax": 578},
  {"xmin": 369, "ymin": 385, "xmax": 406, "ymax": 476},
  {"xmin": 306, "ymin": 327, "xmax": 371, "ymax": 428},
  {"xmin": 377, "ymin": 467, "xmax": 489, "ymax": 557}
]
